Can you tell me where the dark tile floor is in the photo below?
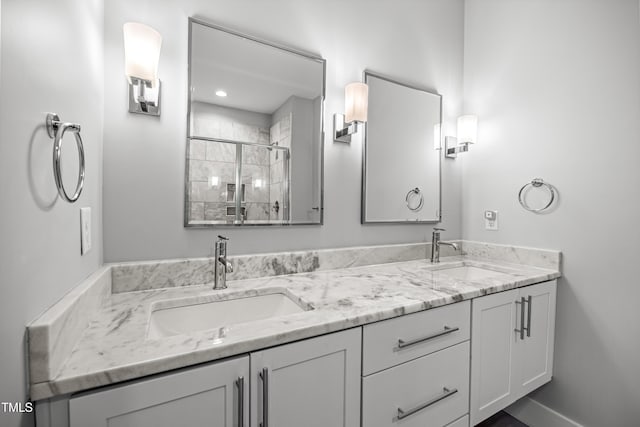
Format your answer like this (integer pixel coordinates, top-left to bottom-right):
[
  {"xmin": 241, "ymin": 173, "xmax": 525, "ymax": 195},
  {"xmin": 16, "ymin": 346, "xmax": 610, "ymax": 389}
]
[{"xmin": 476, "ymin": 411, "xmax": 528, "ymax": 427}]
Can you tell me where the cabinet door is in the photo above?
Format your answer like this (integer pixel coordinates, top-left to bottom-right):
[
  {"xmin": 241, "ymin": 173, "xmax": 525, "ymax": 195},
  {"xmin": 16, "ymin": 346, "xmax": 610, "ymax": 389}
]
[
  {"xmin": 470, "ymin": 288, "xmax": 519, "ymax": 426},
  {"xmin": 471, "ymin": 281, "xmax": 558, "ymax": 426},
  {"xmin": 250, "ymin": 328, "xmax": 361, "ymax": 427},
  {"xmin": 514, "ymin": 280, "xmax": 557, "ymax": 396},
  {"xmin": 69, "ymin": 355, "xmax": 249, "ymax": 427}
]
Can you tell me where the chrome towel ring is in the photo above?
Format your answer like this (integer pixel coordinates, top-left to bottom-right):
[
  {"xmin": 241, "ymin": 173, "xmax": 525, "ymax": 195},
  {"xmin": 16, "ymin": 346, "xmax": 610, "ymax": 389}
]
[
  {"xmin": 405, "ymin": 187, "xmax": 424, "ymax": 212},
  {"xmin": 518, "ymin": 178, "xmax": 555, "ymax": 213},
  {"xmin": 45, "ymin": 113, "xmax": 85, "ymax": 203}
]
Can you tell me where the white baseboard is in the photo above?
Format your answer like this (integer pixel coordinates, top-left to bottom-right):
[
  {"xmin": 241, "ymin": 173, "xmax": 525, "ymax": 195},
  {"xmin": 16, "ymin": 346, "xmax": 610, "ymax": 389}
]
[{"xmin": 505, "ymin": 397, "xmax": 583, "ymax": 427}]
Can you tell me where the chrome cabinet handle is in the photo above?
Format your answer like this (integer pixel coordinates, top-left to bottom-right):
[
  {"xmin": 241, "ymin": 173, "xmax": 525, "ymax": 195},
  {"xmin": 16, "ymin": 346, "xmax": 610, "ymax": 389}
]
[
  {"xmin": 259, "ymin": 368, "xmax": 269, "ymax": 427},
  {"xmin": 525, "ymin": 295, "xmax": 532, "ymax": 337},
  {"xmin": 395, "ymin": 387, "xmax": 458, "ymax": 421},
  {"xmin": 514, "ymin": 297, "xmax": 526, "ymax": 340},
  {"xmin": 397, "ymin": 326, "xmax": 459, "ymax": 350},
  {"xmin": 236, "ymin": 376, "xmax": 244, "ymax": 427}
]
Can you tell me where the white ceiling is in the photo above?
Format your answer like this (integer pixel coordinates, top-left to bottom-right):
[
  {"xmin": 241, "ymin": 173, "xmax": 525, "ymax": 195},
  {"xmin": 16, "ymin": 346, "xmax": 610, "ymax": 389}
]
[{"xmin": 190, "ymin": 22, "xmax": 324, "ymax": 114}]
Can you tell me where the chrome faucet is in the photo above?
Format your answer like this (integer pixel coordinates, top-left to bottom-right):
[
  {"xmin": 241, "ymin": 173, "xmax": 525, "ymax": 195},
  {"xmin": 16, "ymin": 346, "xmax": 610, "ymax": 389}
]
[
  {"xmin": 214, "ymin": 235, "xmax": 234, "ymax": 290},
  {"xmin": 430, "ymin": 228, "xmax": 458, "ymax": 263}
]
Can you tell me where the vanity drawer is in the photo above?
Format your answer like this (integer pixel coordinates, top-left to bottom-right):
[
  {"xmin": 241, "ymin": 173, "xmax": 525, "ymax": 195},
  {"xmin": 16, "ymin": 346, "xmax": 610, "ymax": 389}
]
[
  {"xmin": 362, "ymin": 300, "xmax": 470, "ymax": 375},
  {"xmin": 362, "ymin": 341, "xmax": 470, "ymax": 427}
]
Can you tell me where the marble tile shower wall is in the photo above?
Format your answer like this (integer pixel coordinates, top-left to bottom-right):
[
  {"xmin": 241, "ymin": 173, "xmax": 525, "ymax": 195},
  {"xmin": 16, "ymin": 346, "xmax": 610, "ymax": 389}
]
[
  {"xmin": 269, "ymin": 113, "xmax": 292, "ymax": 221},
  {"xmin": 188, "ymin": 116, "xmax": 271, "ymax": 222}
]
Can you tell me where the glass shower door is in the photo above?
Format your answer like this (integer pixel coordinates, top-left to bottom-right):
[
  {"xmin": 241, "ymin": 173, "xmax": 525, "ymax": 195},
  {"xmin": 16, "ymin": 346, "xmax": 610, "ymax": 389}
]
[{"xmin": 241, "ymin": 143, "xmax": 289, "ymax": 224}]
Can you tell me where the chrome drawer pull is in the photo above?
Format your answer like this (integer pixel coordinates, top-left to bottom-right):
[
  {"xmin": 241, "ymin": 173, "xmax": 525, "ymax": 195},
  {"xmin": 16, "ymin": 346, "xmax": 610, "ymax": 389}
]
[
  {"xmin": 236, "ymin": 376, "xmax": 244, "ymax": 427},
  {"xmin": 259, "ymin": 368, "xmax": 269, "ymax": 427},
  {"xmin": 395, "ymin": 387, "xmax": 458, "ymax": 421},
  {"xmin": 525, "ymin": 295, "xmax": 532, "ymax": 337},
  {"xmin": 514, "ymin": 297, "xmax": 526, "ymax": 340},
  {"xmin": 397, "ymin": 326, "xmax": 459, "ymax": 350}
]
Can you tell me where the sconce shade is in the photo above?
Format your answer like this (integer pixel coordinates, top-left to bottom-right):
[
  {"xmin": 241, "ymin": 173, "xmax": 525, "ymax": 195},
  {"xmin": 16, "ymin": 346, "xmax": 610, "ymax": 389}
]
[
  {"xmin": 457, "ymin": 115, "xmax": 478, "ymax": 144},
  {"xmin": 123, "ymin": 23, "xmax": 162, "ymax": 86},
  {"xmin": 345, "ymin": 82, "xmax": 368, "ymax": 123}
]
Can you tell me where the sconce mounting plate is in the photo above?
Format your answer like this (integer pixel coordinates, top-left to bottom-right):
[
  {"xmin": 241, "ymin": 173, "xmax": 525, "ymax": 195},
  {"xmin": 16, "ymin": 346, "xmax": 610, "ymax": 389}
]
[
  {"xmin": 445, "ymin": 136, "xmax": 470, "ymax": 159},
  {"xmin": 128, "ymin": 79, "xmax": 161, "ymax": 116},
  {"xmin": 445, "ymin": 136, "xmax": 458, "ymax": 158},
  {"xmin": 334, "ymin": 114, "xmax": 355, "ymax": 143}
]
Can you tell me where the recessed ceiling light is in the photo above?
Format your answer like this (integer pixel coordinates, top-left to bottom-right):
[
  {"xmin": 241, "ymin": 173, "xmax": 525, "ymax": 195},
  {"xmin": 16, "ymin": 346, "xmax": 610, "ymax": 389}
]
[{"xmin": 215, "ymin": 90, "xmax": 227, "ymax": 97}]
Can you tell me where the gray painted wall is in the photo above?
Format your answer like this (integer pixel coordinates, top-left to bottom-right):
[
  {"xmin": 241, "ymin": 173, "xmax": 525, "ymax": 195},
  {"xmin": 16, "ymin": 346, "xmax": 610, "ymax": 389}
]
[
  {"xmin": 463, "ymin": 1, "xmax": 640, "ymax": 425},
  {"xmin": 102, "ymin": 0, "xmax": 465, "ymax": 261},
  {"xmin": 0, "ymin": 1, "xmax": 104, "ymax": 426}
]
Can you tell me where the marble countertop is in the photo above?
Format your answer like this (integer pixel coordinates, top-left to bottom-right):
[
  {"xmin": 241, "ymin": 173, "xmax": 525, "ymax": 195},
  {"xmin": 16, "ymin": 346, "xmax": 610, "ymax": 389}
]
[{"xmin": 30, "ymin": 255, "xmax": 560, "ymax": 400}]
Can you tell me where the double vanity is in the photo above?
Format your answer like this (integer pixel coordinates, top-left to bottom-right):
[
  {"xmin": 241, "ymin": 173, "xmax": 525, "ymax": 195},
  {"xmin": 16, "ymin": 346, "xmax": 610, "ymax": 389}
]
[{"xmin": 30, "ymin": 241, "xmax": 560, "ymax": 427}]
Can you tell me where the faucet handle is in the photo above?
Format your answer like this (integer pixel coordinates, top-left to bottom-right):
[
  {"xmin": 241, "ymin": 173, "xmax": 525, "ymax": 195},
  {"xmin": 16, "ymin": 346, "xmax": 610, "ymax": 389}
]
[
  {"xmin": 217, "ymin": 235, "xmax": 229, "ymax": 241},
  {"xmin": 433, "ymin": 227, "xmax": 445, "ymax": 232}
]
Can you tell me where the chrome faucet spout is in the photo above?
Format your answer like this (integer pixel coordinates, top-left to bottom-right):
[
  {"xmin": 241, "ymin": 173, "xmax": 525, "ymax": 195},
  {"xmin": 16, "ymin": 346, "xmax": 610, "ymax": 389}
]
[
  {"xmin": 430, "ymin": 228, "xmax": 458, "ymax": 263},
  {"xmin": 214, "ymin": 235, "xmax": 233, "ymax": 289},
  {"xmin": 439, "ymin": 241, "xmax": 458, "ymax": 251}
]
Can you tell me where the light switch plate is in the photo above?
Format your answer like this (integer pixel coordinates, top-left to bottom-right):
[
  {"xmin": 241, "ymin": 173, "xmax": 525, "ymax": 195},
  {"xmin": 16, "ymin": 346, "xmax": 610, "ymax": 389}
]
[
  {"xmin": 484, "ymin": 210, "xmax": 498, "ymax": 230},
  {"xmin": 80, "ymin": 207, "xmax": 92, "ymax": 255}
]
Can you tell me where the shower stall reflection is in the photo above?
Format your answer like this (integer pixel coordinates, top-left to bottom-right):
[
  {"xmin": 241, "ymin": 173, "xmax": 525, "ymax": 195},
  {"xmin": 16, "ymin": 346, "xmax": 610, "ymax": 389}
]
[
  {"xmin": 185, "ymin": 18, "xmax": 325, "ymax": 226},
  {"xmin": 187, "ymin": 137, "xmax": 290, "ymax": 224}
]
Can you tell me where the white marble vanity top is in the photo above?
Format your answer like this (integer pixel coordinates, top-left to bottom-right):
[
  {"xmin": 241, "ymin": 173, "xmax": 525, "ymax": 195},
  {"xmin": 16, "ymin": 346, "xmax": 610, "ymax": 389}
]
[{"xmin": 28, "ymin": 242, "xmax": 561, "ymax": 400}]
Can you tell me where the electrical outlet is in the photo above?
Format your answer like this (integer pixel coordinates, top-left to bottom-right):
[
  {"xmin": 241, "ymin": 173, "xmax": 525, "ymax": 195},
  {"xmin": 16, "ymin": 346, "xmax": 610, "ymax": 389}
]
[
  {"xmin": 484, "ymin": 210, "xmax": 499, "ymax": 230},
  {"xmin": 80, "ymin": 207, "xmax": 92, "ymax": 255}
]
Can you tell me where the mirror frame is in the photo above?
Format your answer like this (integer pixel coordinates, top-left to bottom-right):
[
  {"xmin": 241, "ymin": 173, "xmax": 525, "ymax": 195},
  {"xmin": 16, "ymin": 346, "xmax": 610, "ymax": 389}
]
[
  {"xmin": 361, "ymin": 70, "xmax": 442, "ymax": 224},
  {"xmin": 185, "ymin": 17, "xmax": 327, "ymax": 227}
]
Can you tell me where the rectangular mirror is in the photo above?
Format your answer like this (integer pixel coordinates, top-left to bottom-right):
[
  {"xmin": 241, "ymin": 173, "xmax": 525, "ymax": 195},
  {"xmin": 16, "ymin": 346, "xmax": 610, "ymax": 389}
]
[
  {"xmin": 185, "ymin": 18, "xmax": 325, "ymax": 226},
  {"xmin": 362, "ymin": 71, "xmax": 442, "ymax": 223}
]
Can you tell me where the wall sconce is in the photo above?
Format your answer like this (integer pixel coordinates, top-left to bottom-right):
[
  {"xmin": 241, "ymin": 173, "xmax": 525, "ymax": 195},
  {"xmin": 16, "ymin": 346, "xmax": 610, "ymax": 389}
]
[
  {"xmin": 334, "ymin": 82, "xmax": 368, "ymax": 143},
  {"xmin": 123, "ymin": 22, "xmax": 162, "ymax": 116},
  {"xmin": 445, "ymin": 115, "xmax": 478, "ymax": 158}
]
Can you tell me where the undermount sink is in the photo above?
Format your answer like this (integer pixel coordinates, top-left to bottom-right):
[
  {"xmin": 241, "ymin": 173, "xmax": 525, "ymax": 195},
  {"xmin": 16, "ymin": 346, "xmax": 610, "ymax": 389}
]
[
  {"xmin": 432, "ymin": 264, "xmax": 512, "ymax": 281},
  {"xmin": 147, "ymin": 291, "xmax": 311, "ymax": 339}
]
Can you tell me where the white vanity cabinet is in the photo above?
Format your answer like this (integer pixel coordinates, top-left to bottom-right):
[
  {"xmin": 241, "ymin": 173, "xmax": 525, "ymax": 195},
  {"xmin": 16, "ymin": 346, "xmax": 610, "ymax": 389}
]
[
  {"xmin": 69, "ymin": 355, "xmax": 249, "ymax": 427},
  {"xmin": 63, "ymin": 328, "xmax": 361, "ymax": 427},
  {"xmin": 362, "ymin": 301, "xmax": 472, "ymax": 427},
  {"xmin": 470, "ymin": 280, "xmax": 557, "ymax": 425},
  {"xmin": 38, "ymin": 281, "xmax": 558, "ymax": 427}
]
